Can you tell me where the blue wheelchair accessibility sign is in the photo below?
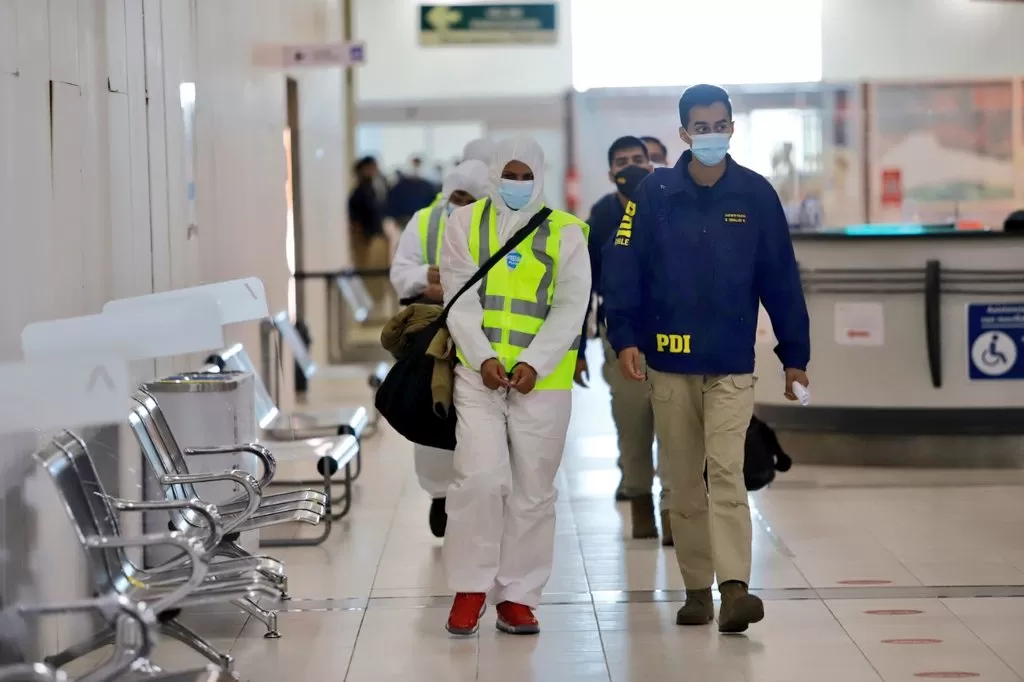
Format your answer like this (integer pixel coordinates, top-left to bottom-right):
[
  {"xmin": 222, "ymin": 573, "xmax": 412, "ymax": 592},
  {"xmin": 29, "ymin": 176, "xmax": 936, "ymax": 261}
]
[{"xmin": 967, "ymin": 303, "xmax": 1024, "ymax": 380}]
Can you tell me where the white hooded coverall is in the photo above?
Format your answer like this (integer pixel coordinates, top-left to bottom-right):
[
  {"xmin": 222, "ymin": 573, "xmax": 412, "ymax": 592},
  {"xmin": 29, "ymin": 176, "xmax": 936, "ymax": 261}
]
[
  {"xmin": 390, "ymin": 160, "xmax": 491, "ymax": 498},
  {"xmin": 440, "ymin": 136, "xmax": 591, "ymax": 607},
  {"xmin": 462, "ymin": 137, "xmax": 496, "ymax": 165}
]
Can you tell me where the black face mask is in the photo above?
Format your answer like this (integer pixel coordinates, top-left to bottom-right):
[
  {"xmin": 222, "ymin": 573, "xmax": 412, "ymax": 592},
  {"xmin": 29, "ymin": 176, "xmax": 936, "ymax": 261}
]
[{"xmin": 614, "ymin": 165, "xmax": 651, "ymax": 200}]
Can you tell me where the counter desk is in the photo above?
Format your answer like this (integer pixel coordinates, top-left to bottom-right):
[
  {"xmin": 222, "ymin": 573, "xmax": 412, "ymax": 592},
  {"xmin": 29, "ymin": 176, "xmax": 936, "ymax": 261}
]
[{"xmin": 753, "ymin": 226, "xmax": 1024, "ymax": 467}]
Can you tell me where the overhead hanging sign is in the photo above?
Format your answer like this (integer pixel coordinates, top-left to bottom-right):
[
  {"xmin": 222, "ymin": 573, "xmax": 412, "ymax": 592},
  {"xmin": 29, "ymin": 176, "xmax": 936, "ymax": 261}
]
[
  {"xmin": 419, "ymin": 4, "xmax": 558, "ymax": 46},
  {"xmin": 253, "ymin": 42, "xmax": 366, "ymax": 68}
]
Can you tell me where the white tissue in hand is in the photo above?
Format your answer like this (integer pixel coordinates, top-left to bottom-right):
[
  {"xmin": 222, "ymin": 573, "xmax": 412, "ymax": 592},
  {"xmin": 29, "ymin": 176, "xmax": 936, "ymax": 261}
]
[{"xmin": 791, "ymin": 382, "xmax": 810, "ymax": 406}]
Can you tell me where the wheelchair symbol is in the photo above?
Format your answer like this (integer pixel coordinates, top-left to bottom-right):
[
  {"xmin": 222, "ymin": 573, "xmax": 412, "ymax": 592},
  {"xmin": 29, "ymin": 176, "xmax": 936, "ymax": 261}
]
[{"xmin": 971, "ymin": 331, "xmax": 1017, "ymax": 377}]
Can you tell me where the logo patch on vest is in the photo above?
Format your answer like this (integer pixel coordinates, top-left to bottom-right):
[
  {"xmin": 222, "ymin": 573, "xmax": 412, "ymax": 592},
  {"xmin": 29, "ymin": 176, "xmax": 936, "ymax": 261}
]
[{"xmin": 506, "ymin": 252, "xmax": 522, "ymax": 270}]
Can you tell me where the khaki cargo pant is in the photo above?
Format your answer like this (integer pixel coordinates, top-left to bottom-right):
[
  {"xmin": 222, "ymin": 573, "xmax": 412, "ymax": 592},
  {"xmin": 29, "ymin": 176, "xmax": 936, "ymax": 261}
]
[
  {"xmin": 600, "ymin": 333, "xmax": 669, "ymax": 510},
  {"xmin": 648, "ymin": 370, "xmax": 755, "ymax": 589}
]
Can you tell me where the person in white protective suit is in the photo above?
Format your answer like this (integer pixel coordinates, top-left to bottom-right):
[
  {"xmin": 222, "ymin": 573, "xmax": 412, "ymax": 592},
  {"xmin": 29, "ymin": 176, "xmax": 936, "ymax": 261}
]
[
  {"xmin": 388, "ymin": 160, "xmax": 490, "ymax": 538},
  {"xmin": 462, "ymin": 137, "xmax": 496, "ymax": 164},
  {"xmin": 440, "ymin": 136, "xmax": 592, "ymax": 636}
]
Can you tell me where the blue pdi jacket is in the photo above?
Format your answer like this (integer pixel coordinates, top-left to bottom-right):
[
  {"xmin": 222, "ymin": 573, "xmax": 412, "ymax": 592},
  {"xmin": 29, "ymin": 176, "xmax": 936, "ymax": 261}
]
[{"xmin": 602, "ymin": 152, "xmax": 810, "ymax": 376}]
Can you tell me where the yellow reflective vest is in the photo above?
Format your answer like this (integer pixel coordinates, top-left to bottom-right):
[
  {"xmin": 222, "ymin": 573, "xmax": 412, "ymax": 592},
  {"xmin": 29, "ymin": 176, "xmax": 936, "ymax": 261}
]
[
  {"xmin": 418, "ymin": 200, "xmax": 447, "ymax": 266},
  {"xmin": 455, "ymin": 199, "xmax": 590, "ymax": 391}
]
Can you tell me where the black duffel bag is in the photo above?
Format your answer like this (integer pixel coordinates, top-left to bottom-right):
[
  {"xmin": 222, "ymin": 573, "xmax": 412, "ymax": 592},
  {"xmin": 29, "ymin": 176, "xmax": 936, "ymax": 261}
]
[
  {"xmin": 375, "ymin": 205, "xmax": 552, "ymax": 450},
  {"xmin": 743, "ymin": 415, "xmax": 793, "ymax": 491},
  {"xmin": 700, "ymin": 415, "xmax": 793, "ymax": 491}
]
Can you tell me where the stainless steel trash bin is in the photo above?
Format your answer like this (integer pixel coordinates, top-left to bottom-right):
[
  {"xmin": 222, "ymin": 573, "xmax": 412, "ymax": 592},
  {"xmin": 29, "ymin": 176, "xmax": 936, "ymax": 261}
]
[{"xmin": 143, "ymin": 371, "xmax": 260, "ymax": 559}]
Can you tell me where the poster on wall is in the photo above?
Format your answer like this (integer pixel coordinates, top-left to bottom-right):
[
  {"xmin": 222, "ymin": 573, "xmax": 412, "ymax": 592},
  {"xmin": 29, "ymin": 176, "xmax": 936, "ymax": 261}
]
[
  {"xmin": 880, "ymin": 168, "xmax": 902, "ymax": 208},
  {"xmin": 834, "ymin": 302, "xmax": 885, "ymax": 346},
  {"xmin": 419, "ymin": 4, "xmax": 557, "ymax": 45}
]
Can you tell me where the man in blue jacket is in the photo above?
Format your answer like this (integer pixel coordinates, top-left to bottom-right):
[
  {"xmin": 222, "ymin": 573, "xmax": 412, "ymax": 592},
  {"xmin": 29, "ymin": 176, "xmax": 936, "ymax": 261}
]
[
  {"xmin": 603, "ymin": 84, "xmax": 810, "ymax": 634},
  {"xmin": 575, "ymin": 136, "xmax": 673, "ymax": 544}
]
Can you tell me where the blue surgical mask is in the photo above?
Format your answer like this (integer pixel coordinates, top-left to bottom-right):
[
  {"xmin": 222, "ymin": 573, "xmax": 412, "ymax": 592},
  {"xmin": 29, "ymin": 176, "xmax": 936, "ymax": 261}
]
[
  {"xmin": 498, "ymin": 179, "xmax": 534, "ymax": 210},
  {"xmin": 690, "ymin": 133, "xmax": 730, "ymax": 167}
]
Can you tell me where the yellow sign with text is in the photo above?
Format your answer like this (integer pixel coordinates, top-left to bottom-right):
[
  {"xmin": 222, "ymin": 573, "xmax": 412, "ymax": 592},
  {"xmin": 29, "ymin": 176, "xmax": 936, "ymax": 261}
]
[
  {"xmin": 614, "ymin": 200, "xmax": 637, "ymax": 246},
  {"xmin": 655, "ymin": 333, "xmax": 691, "ymax": 354}
]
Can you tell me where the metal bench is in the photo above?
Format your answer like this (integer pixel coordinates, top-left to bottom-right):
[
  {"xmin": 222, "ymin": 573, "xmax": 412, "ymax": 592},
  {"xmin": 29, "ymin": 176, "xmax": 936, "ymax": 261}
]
[
  {"xmin": 127, "ymin": 390, "xmax": 332, "ymax": 609},
  {"xmin": 202, "ymin": 344, "xmax": 363, "ymax": 541},
  {"xmin": 1, "ymin": 595, "xmax": 234, "ymax": 681},
  {"xmin": 35, "ymin": 433, "xmax": 279, "ymax": 672}
]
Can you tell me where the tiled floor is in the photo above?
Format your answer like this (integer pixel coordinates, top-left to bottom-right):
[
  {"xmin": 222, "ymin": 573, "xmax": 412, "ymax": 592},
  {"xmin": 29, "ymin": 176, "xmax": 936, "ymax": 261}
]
[{"xmin": 143, "ymin": 350, "xmax": 1024, "ymax": 681}]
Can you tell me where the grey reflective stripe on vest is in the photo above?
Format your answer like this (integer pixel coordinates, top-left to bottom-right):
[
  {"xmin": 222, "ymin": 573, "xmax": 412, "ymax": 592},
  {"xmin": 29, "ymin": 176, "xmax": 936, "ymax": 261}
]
[
  {"xmin": 508, "ymin": 330, "xmax": 536, "ymax": 347},
  {"xmin": 481, "ymin": 294, "xmax": 505, "ymax": 311},
  {"xmin": 483, "ymin": 326, "xmax": 504, "ymax": 343},
  {"xmin": 425, "ymin": 202, "xmax": 445, "ymax": 266},
  {"xmin": 570, "ymin": 335, "xmax": 581, "ymax": 351},
  {"xmin": 476, "ymin": 199, "xmax": 555, "ymax": 324}
]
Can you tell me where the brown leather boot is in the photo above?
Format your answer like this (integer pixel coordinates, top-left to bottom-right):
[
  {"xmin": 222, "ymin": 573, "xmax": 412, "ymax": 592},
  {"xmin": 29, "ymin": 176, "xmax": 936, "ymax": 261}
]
[
  {"xmin": 630, "ymin": 495, "xmax": 658, "ymax": 539},
  {"xmin": 675, "ymin": 588, "xmax": 715, "ymax": 626},
  {"xmin": 718, "ymin": 581, "xmax": 764, "ymax": 633},
  {"xmin": 660, "ymin": 510, "xmax": 674, "ymax": 546}
]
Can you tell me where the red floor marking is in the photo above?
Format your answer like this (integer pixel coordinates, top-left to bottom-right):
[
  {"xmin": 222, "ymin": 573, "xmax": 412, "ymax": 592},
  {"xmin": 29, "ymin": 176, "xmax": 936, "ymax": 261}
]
[
  {"xmin": 913, "ymin": 674, "xmax": 980, "ymax": 679},
  {"xmin": 838, "ymin": 579, "xmax": 893, "ymax": 585},
  {"xmin": 882, "ymin": 638, "xmax": 943, "ymax": 645},
  {"xmin": 865, "ymin": 609, "xmax": 924, "ymax": 615}
]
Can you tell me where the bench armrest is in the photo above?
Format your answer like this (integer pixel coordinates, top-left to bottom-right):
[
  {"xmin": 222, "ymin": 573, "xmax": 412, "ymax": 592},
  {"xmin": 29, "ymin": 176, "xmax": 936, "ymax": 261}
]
[
  {"xmin": 184, "ymin": 443, "xmax": 276, "ymax": 490},
  {"xmin": 103, "ymin": 496, "xmax": 224, "ymax": 553},
  {"xmin": 84, "ymin": 531, "xmax": 207, "ymax": 614},
  {"xmin": 159, "ymin": 470, "xmax": 261, "ymax": 535}
]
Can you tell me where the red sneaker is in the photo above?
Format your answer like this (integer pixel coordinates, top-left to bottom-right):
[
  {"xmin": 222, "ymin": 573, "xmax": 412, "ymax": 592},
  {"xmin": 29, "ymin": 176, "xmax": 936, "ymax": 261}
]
[
  {"xmin": 495, "ymin": 601, "xmax": 540, "ymax": 635},
  {"xmin": 446, "ymin": 593, "xmax": 487, "ymax": 636}
]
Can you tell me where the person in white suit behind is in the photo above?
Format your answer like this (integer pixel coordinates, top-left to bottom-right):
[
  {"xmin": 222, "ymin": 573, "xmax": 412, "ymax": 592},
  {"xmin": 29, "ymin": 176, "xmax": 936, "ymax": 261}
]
[{"xmin": 389, "ymin": 159, "xmax": 490, "ymax": 537}]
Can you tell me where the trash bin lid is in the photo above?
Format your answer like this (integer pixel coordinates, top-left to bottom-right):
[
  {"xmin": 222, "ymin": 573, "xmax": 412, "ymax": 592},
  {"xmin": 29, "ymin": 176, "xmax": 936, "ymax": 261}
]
[{"xmin": 144, "ymin": 370, "xmax": 251, "ymax": 393}]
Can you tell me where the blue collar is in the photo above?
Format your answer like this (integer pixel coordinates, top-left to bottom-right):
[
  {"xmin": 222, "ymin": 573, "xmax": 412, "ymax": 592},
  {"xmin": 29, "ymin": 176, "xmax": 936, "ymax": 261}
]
[{"xmin": 659, "ymin": 150, "xmax": 746, "ymax": 199}]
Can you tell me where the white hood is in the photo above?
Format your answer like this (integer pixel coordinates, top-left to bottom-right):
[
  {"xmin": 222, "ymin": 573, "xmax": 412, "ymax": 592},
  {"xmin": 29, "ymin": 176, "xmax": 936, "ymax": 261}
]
[
  {"xmin": 442, "ymin": 160, "xmax": 489, "ymax": 201},
  {"xmin": 488, "ymin": 135, "xmax": 547, "ymax": 237},
  {"xmin": 462, "ymin": 138, "xmax": 496, "ymax": 164}
]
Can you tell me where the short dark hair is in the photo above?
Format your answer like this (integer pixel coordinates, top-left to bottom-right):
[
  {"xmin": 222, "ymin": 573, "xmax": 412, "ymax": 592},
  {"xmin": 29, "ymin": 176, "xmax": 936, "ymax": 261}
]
[
  {"xmin": 354, "ymin": 156, "xmax": 377, "ymax": 173},
  {"xmin": 640, "ymin": 136, "xmax": 667, "ymax": 158},
  {"xmin": 678, "ymin": 84, "xmax": 733, "ymax": 128},
  {"xmin": 607, "ymin": 136, "xmax": 649, "ymax": 167}
]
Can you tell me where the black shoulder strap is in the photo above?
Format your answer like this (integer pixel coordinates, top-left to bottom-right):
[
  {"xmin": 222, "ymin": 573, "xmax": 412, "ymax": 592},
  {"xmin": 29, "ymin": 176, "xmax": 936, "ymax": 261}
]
[{"xmin": 440, "ymin": 202, "xmax": 553, "ymax": 320}]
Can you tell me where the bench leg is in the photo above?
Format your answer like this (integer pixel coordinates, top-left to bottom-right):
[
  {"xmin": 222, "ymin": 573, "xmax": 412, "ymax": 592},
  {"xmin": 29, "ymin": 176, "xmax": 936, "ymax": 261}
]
[
  {"xmin": 43, "ymin": 628, "xmax": 114, "ymax": 668},
  {"xmin": 234, "ymin": 598, "xmax": 280, "ymax": 639},
  {"xmin": 161, "ymin": 618, "xmax": 234, "ymax": 670}
]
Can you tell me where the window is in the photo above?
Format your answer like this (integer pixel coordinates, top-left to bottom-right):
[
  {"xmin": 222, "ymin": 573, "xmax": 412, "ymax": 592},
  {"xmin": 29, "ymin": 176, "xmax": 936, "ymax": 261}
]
[{"xmin": 570, "ymin": 0, "xmax": 822, "ymax": 91}]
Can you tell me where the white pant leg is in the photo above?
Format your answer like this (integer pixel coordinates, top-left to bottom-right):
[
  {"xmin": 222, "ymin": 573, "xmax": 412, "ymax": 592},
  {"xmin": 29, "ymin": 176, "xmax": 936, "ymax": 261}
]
[
  {"xmin": 414, "ymin": 444, "xmax": 455, "ymax": 499},
  {"xmin": 442, "ymin": 366, "xmax": 511, "ymax": 594},
  {"xmin": 492, "ymin": 388, "xmax": 571, "ymax": 608}
]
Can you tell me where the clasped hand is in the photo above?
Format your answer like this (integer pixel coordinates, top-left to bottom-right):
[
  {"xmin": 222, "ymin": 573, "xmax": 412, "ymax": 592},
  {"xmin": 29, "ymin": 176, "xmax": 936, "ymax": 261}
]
[{"xmin": 481, "ymin": 359, "xmax": 537, "ymax": 394}]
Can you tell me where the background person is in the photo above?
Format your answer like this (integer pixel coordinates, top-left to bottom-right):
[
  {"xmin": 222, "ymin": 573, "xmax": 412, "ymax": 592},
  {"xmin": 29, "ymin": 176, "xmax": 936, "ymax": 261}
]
[
  {"xmin": 575, "ymin": 136, "xmax": 672, "ymax": 544},
  {"xmin": 603, "ymin": 84, "xmax": 810, "ymax": 634},
  {"xmin": 440, "ymin": 136, "xmax": 591, "ymax": 637},
  {"xmin": 349, "ymin": 156, "xmax": 392, "ymax": 316},
  {"xmin": 641, "ymin": 135, "xmax": 670, "ymax": 167},
  {"xmin": 388, "ymin": 159, "xmax": 490, "ymax": 537},
  {"xmin": 462, "ymin": 137, "xmax": 496, "ymax": 164}
]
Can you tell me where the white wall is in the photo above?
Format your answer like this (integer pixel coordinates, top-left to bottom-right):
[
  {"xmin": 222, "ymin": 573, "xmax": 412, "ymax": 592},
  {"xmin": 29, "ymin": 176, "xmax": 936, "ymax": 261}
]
[
  {"xmin": 0, "ymin": 0, "xmax": 349, "ymax": 654},
  {"xmin": 354, "ymin": 0, "xmax": 572, "ymax": 102},
  {"xmin": 823, "ymin": 0, "xmax": 1024, "ymax": 81}
]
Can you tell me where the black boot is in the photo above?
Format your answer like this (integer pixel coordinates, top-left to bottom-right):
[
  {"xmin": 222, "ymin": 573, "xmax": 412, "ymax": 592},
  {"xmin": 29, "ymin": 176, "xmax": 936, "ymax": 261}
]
[{"xmin": 429, "ymin": 497, "xmax": 448, "ymax": 538}]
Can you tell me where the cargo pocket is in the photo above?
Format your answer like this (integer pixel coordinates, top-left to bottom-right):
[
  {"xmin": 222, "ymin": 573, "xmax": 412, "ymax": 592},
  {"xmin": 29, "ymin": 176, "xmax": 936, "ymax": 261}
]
[{"xmin": 729, "ymin": 374, "xmax": 756, "ymax": 391}]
